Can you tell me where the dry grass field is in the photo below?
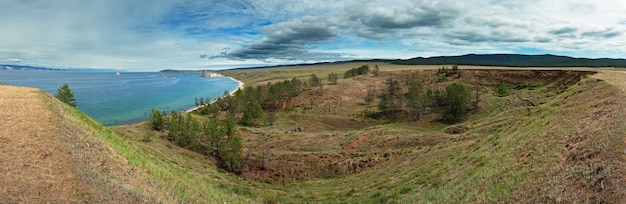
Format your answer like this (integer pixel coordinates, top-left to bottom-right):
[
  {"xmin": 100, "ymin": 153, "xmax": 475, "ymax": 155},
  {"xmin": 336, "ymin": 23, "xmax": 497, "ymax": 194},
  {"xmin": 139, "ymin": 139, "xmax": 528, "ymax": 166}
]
[
  {"xmin": 0, "ymin": 85, "xmax": 158, "ymax": 202},
  {"xmin": 0, "ymin": 86, "xmax": 88, "ymax": 202},
  {"xmin": 592, "ymin": 69, "xmax": 626, "ymax": 92}
]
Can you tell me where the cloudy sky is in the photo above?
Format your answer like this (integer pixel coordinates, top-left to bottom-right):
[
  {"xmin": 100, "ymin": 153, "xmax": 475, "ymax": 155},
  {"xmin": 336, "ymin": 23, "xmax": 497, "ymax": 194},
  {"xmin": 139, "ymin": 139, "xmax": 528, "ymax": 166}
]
[{"xmin": 1, "ymin": 0, "xmax": 625, "ymax": 71}]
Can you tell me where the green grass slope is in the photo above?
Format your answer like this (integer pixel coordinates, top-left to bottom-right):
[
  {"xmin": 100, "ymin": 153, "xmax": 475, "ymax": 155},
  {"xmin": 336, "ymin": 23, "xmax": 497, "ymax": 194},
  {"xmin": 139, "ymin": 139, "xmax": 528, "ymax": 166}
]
[
  {"xmin": 220, "ymin": 65, "xmax": 626, "ymax": 203},
  {"xmin": 44, "ymin": 91, "xmax": 268, "ymax": 203},
  {"xmin": 34, "ymin": 64, "xmax": 626, "ymax": 203},
  {"xmin": 275, "ymin": 75, "xmax": 626, "ymax": 203}
]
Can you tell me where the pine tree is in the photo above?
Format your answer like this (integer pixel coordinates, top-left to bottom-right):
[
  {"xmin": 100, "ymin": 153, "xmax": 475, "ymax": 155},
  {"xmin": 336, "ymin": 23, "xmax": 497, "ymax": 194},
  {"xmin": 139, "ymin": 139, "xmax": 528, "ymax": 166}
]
[
  {"xmin": 182, "ymin": 113, "xmax": 201, "ymax": 149},
  {"xmin": 240, "ymin": 110, "xmax": 254, "ymax": 126},
  {"xmin": 148, "ymin": 109, "xmax": 165, "ymax": 131},
  {"xmin": 167, "ymin": 111, "xmax": 180, "ymax": 141},
  {"xmin": 219, "ymin": 134, "xmax": 243, "ymax": 173},
  {"xmin": 219, "ymin": 115, "xmax": 242, "ymax": 173},
  {"xmin": 251, "ymin": 101, "xmax": 264, "ymax": 119},
  {"xmin": 442, "ymin": 83, "xmax": 472, "ymax": 123},
  {"xmin": 55, "ymin": 83, "xmax": 77, "ymax": 107},
  {"xmin": 223, "ymin": 115, "xmax": 236, "ymax": 138},
  {"xmin": 406, "ymin": 79, "xmax": 423, "ymax": 120},
  {"xmin": 378, "ymin": 78, "xmax": 401, "ymax": 119},
  {"xmin": 309, "ymin": 74, "xmax": 322, "ymax": 88},
  {"xmin": 204, "ymin": 118, "xmax": 222, "ymax": 156}
]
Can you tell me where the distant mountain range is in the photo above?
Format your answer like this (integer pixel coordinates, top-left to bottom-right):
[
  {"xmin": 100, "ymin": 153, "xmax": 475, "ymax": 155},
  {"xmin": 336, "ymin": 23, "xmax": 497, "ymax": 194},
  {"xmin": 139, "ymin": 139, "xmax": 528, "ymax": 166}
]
[
  {"xmin": 4, "ymin": 54, "xmax": 626, "ymax": 72},
  {"xmin": 0, "ymin": 64, "xmax": 66, "ymax": 71},
  {"xmin": 226, "ymin": 54, "xmax": 626, "ymax": 71},
  {"xmin": 0, "ymin": 64, "xmax": 122, "ymax": 72},
  {"xmin": 392, "ymin": 54, "xmax": 626, "ymax": 67}
]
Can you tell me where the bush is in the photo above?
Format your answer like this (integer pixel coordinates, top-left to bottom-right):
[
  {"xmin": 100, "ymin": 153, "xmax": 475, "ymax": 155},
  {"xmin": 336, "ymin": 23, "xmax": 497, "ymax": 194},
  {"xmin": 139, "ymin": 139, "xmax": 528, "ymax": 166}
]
[
  {"xmin": 437, "ymin": 75, "xmax": 447, "ymax": 83},
  {"xmin": 309, "ymin": 74, "xmax": 322, "ymax": 88},
  {"xmin": 328, "ymin": 72, "xmax": 339, "ymax": 85},
  {"xmin": 364, "ymin": 89, "xmax": 375, "ymax": 104}
]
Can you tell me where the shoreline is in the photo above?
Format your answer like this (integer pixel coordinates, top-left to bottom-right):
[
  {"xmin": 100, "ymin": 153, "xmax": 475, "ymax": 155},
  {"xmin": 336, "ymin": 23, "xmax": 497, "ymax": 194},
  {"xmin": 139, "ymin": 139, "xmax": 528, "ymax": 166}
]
[{"xmin": 185, "ymin": 76, "xmax": 244, "ymax": 113}]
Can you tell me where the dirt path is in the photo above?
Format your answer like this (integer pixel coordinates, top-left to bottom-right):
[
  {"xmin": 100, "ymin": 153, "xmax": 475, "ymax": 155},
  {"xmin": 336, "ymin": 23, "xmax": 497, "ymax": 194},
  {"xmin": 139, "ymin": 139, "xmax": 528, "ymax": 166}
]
[{"xmin": 0, "ymin": 85, "xmax": 87, "ymax": 202}]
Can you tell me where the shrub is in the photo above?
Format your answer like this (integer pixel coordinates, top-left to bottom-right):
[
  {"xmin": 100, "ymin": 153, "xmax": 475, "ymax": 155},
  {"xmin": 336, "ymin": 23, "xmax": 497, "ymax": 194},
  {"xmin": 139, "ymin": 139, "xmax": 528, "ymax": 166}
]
[
  {"xmin": 494, "ymin": 80, "xmax": 510, "ymax": 97},
  {"xmin": 343, "ymin": 65, "xmax": 370, "ymax": 78}
]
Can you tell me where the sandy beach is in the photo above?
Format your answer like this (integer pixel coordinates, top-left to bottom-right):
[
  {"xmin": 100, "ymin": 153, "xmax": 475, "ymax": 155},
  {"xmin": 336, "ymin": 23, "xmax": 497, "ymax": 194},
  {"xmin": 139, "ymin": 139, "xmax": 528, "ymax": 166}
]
[
  {"xmin": 185, "ymin": 76, "xmax": 244, "ymax": 113},
  {"xmin": 228, "ymin": 76, "xmax": 245, "ymax": 96}
]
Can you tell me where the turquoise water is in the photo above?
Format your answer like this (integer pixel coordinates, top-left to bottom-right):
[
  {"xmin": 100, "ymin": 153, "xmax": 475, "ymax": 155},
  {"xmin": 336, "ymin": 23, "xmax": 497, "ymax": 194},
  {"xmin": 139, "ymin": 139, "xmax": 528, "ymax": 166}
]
[{"xmin": 0, "ymin": 70, "xmax": 238, "ymax": 125}]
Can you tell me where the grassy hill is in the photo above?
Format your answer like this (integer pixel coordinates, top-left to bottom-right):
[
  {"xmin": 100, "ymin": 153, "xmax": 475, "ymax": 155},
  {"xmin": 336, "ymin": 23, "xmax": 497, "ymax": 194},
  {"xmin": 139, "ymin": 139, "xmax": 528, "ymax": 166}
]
[
  {"xmin": 3, "ymin": 63, "xmax": 626, "ymax": 203},
  {"xmin": 393, "ymin": 54, "xmax": 626, "ymax": 67},
  {"xmin": 218, "ymin": 64, "xmax": 626, "ymax": 203},
  {"xmin": 1, "ymin": 85, "xmax": 264, "ymax": 203}
]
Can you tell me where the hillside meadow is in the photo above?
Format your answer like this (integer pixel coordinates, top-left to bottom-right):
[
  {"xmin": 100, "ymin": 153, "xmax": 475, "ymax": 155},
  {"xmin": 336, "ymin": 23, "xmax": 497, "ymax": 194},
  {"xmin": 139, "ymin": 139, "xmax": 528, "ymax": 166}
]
[{"xmin": 3, "ymin": 63, "xmax": 626, "ymax": 203}]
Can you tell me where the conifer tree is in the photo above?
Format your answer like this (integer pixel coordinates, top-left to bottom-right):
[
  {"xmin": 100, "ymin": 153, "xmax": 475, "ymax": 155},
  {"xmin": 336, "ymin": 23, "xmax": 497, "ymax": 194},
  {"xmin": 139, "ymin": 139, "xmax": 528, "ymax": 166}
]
[
  {"xmin": 442, "ymin": 83, "xmax": 472, "ymax": 123},
  {"xmin": 328, "ymin": 72, "xmax": 339, "ymax": 85},
  {"xmin": 204, "ymin": 118, "xmax": 222, "ymax": 156},
  {"xmin": 148, "ymin": 109, "xmax": 165, "ymax": 131},
  {"xmin": 406, "ymin": 79, "xmax": 423, "ymax": 120},
  {"xmin": 219, "ymin": 115, "xmax": 242, "ymax": 173},
  {"xmin": 55, "ymin": 83, "xmax": 77, "ymax": 107},
  {"xmin": 309, "ymin": 74, "xmax": 322, "ymax": 88}
]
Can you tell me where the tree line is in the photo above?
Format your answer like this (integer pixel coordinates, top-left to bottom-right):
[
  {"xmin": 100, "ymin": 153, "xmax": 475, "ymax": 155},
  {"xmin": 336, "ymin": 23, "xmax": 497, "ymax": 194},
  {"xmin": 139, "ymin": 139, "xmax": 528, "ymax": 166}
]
[
  {"xmin": 148, "ymin": 109, "xmax": 243, "ymax": 173},
  {"xmin": 147, "ymin": 74, "xmax": 325, "ymax": 173},
  {"xmin": 343, "ymin": 65, "xmax": 370, "ymax": 78}
]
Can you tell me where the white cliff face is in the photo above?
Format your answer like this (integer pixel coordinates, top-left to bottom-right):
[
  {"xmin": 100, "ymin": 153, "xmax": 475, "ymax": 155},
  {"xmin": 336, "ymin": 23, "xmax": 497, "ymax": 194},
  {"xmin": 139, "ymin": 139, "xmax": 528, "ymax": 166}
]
[{"xmin": 201, "ymin": 71, "xmax": 224, "ymax": 78}]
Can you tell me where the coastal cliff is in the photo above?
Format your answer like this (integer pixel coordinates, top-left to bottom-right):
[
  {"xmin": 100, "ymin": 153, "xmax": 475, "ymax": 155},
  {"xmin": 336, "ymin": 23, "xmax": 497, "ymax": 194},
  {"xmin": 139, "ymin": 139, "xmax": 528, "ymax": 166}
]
[
  {"xmin": 159, "ymin": 69, "xmax": 224, "ymax": 77},
  {"xmin": 201, "ymin": 71, "xmax": 223, "ymax": 77}
]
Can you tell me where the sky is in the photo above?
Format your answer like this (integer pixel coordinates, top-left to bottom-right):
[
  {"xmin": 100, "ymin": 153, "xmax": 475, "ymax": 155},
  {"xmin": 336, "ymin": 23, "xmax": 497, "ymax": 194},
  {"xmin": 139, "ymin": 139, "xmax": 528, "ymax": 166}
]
[{"xmin": 1, "ymin": 0, "xmax": 625, "ymax": 71}]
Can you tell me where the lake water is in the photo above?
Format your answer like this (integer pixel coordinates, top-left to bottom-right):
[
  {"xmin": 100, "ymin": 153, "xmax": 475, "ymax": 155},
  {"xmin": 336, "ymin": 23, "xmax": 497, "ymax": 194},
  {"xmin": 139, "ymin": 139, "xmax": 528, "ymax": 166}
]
[{"xmin": 0, "ymin": 70, "xmax": 238, "ymax": 125}]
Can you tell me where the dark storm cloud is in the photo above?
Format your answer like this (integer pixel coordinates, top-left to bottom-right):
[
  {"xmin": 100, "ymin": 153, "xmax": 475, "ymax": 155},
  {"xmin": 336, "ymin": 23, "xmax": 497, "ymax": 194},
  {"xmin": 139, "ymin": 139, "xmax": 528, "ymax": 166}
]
[
  {"xmin": 545, "ymin": 27, "xmax": 622, "ymax": 41},
  {"xmin": 210, "ymin": 17, "xmax": 348, "ymax": 61},
  {"xmin": 581, "ymin": 29, "xmax": 621, "ymax": 39},
  {"xmin": 544, "ymin": 27, "xmax": 580, "ymax": 40},
  {"xmin": 534, "ymin": 37, "xmax": 552, "ymax": 43},
  {"xmin": 446, "ymin": 30, "xmax": 528, "ymax": 45},
  {"xmin": 549, "ymin": 27, "xmax": 578, "ymax": 35},
  {"xmin": 346, "ymin": 2, "xmax": 458, "ymax": 39}
]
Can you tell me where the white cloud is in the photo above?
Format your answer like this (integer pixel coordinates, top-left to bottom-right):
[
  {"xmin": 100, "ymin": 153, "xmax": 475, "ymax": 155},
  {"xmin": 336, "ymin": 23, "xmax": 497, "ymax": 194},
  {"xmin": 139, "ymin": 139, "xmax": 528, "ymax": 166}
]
[
  {"xmin": 1, "ymin": 0, "xmax": 625, "ymax": 70},
  {"xmin": 2, "ymin": 58, "xmax": 22, "ymax": 63}
]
